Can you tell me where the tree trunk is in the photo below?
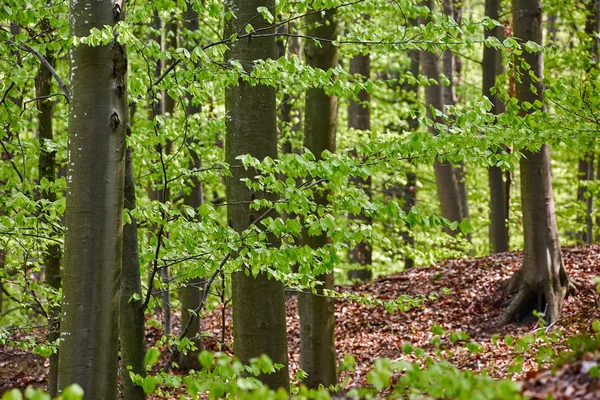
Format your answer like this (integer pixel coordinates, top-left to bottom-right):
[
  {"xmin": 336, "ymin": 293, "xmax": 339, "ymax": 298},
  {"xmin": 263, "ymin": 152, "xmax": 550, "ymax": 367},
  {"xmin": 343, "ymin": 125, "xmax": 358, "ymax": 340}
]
[
  {"xmin": 298, "ymin": 8, "xmax": 338, "ymax": 389},
  {"xmin": 483, "ymin": 0, "xmax": 510, "ymax": 253},
  {"xmin": 177, "ymin": 3, "xmax": 204, "ymax": 371},
  {"xmin": 36, "ymin": 18, "xmax": 61, "ymax": 396},
  {"xmin": 500, "ymin": 0, "xmax": 569, "ymax": 326},
  {"xmin": 58, "ymin": 0, "xmax": 127, "ymax": 395},
  {"xmin": 347, "ymin": 53, "xmax": 372, "ymax": 281},
  {"xmin": 443, "ymin": 1, "xmax": 470, "ymax": 224},
  {"xmin": 421, "ymin": 2, "xmax": 465, "ymax": 228},
  {"xmin": 225, "ymin": 0, "xmax": 289, "ymax": 390},
  {"xmin": 577, "ymin": 0, "xmax": 599, "ymax": 245},
  {"xmin": 577, "ymin": 155, "xmax": 595, "ymax": 244},
  {"xmin": 119, "ymin": 105, "xmax": 146, "ymax": 400},
  {"xmin": 397, "ymin": 31, "xmax": 420, "ymax": 270}
]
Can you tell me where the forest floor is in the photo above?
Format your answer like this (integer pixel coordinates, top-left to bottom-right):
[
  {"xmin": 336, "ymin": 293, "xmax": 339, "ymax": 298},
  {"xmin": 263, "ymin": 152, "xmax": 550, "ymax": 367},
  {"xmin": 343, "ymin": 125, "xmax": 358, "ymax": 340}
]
[{"xmin": 1, "ymin": 245, "xmax": 600, "ymax": 398}]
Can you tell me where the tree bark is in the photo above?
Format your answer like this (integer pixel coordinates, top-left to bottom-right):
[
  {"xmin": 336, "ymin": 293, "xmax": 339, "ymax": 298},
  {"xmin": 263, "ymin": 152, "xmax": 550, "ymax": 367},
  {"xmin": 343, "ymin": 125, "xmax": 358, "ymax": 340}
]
[
  {"xmin": 443, "ymin": 1, "xmax": 470, "ymax": 225},
  {"xmin": 119, "ymin": 105, "xmax": 146, "ymax": 400},
  {"xmin": 500, "ymin": 0, "xmax": 569, "ymax": 326},
  {"xmin": 36, "ymin": 17, "xmax": 61, "ymax": 396},
  {"xmin": 577, "ymin": 155, "xmax": 594, "ymax": 244},
  {"xmin": 177, "ymin": 3, "xmax": 204, "ymax": 371},
  {"xmin": 298, "ymin": 8, "xmax": 338, "ymax": 389},
  {"xmin": 58, "ymin": 0, "xmax": 127, "ymax": 395},
  {"xmin": 421, "ymin": 1, "xmax": 465, "ymax": 228},
  {"xmin": 347, "ymin": 53, "xmax": 372, "ymax": 281},
  {"xmin": 225, "ymin": 0, "xmax": 289, "ymax": 390},
  {"xmin": 577, "ymin": 0, "xmax": 599, "ymax": 244},
  {"xmin": 483, "ymin": 0, "xmax": 510, "ymax": 253}
]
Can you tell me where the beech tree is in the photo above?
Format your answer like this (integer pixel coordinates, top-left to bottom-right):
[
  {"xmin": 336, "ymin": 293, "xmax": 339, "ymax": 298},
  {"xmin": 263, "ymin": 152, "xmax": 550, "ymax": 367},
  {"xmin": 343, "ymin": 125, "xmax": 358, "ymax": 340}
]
[
  {"xmin": 483, "ymin": 0, "xmax": 510, "ymax": 253},
  {"xmin": 58, "ymin": 0, "xmax": 127, "ymax": 395},
  {"xmin": 225, "ymin": 0, "xmax": 289, "ymax": 390},
  {"xmin": 298, "ymin": 7, "xmax": 338, "ymax": 388},
  {"xmin": 347, "ymin": 51, "xmax": 372, "ymax": 281},
  {"xmin": 421, "ymin": 1, "xmax": 465, "ymax": 229},
  {"xmin": 500, "ymin": 0, "xmax": 570, "ymax": 325}
]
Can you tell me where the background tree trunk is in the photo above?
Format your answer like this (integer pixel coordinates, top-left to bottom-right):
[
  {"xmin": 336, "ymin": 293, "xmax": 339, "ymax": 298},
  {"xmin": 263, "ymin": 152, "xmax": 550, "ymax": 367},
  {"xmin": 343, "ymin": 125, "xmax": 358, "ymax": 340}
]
[
  {"xmin": 347, "ymin": 52, "xmax": 372, "ymax": 281},
  {"xmin": 483, "ymin": 0, "xmax": 510, "ymax": 253},
  {"xmin": 119, "ymin": 105, "xmax": 146, "ymax": 400},
  {"xmin": 225, "ymin": 0, "xmax": 289, "ymax": 390},
  {"xmin": 577, "ymin": 0, "xmax": 598, "ymax": 244},
  {"xmin": 58, "ymin": 0, "xmax": 127, "ymax": 395},
  {"xmin": 443, "ymin": 0, "xmax": 470, "ymax": 224},
  {"xmin": 36, "ymin": 17, "xmax": 60, "ymax": 396},
  {"xmin": 421, "ymin": 1, "xmax": 465, "ymax": 228},
  {"xmin": 298, "ymin": 8, "xmax": 338, "ymax": 389},
  {"xmin": 500, "ymin": 0, "xmax": 569, "ymax": 326},
  {"xmin": 178, "ymin": 3, "xmax": 204, "ymax": 371}
]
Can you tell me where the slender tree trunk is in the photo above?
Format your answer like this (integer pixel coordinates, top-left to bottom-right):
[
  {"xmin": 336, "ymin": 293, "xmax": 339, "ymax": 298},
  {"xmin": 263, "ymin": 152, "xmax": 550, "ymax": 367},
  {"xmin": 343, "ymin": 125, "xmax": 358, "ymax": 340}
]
[
  {"xmin": 177, "ymin": 3, "xmax": 204, "ymax": 371},
  {"xmin": 444, "ymin": 1, "xmax": 470, "ymax": 223},
  {"xmin": 347, "ymin": 52, "xmax": 372, "ymax": 281},
  {"xmin": 484, "ymin": 0, "xmax": 510, "ymax": 253},
  {"xmin": 421, "ymin": 2, "xmax": 464, "ymax": 228},
  {"xmin": 36, "ymin": 18, "xmax": 61, "ymax": 396},
  {"xmin": 500, "ymin": 0, "xmax": 569, "ymax": 326},
  {"xmin": 578, "ymin": 0, "xmax": 599, "ymax": 244},
  {"xmin": 298, "ymin": 8, "xmax": 338, "ymax": 388},
  {"xmin": 119, "ymin": 105, "xmax": 146, "ymax": 400},
  {"xmin": 157, "ymin": 20, "xmax": 177, "ymax": 337},
  {"xmin": 225, "ymin": 0, "xmax": 289, "ymax": 390},
  {"xmin": 397, "ymin": 33, "xmax": 420, "ymax": 270},
  {"xmin": 58, "ymin": 0, "xmax": 127, "ymax": 395},
  {"xmin": 578, "ymin": 155, "xmax": 595, "ymax": 244}
]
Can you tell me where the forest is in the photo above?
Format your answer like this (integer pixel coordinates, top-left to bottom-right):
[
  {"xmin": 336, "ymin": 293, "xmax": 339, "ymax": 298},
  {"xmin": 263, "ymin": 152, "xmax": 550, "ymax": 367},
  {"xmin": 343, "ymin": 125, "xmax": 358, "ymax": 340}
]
[{"xmin": 1, "ymin": 0, "xmax": 600, "ymax": 398}]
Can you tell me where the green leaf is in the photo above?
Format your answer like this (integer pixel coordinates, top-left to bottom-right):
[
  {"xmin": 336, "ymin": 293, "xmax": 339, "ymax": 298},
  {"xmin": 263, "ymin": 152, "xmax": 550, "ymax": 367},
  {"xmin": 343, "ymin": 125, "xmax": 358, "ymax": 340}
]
[
  {"xmin": 142, "ymin": 376, "xmax": 159, "ymax": 395},
  {"xmin": 2, "ymin": 389, "xmax": 23, "ymax": 400},
  {"xmin": 144, "ymin": 347, "xmax": 161, "ymax": 368},
  {"xmin": 60, "ymin": 385, "xmax": 84, "ymax": 400},
  {"xmin": 256, "ymin": 6, "xmax": 274, "ymax": 23},
  {"xmin": 198, "ymin": 350, "xmax": 214, "ymax": 369},
  {"xmin": 459, "ymin": 219, "xmax": 473, "ymax": 234}
]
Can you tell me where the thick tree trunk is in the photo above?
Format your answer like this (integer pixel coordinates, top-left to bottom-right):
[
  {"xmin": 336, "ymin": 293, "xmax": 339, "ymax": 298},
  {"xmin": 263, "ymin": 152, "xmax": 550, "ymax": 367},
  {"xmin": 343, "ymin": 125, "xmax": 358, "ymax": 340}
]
[
  {"xmin": 119, "ymin": 106, "xmax": 146, "ymax": 400},
  {"xmin": 36, "ymin": 19, "xmax": 61, "ymax": 396},
  {"xmin": 483, "ymin": 0, "xmax": 510, "ymax": 253},
  {"xmin": 298, "ymin": 8, "xmax": 338, "ymax": 389},
  {"xmin": 500, "ymin": 0, "xmax": 569, "ymax": 326},
  {"xmin": 178, "ymin": 3, "xmax": 203, "ymax": 371},
  {"xmin": 347, "ymin": 53, "xmax": 372, "ymax": 281},
  {"xmin": 421, "ymin": 3, "xmax": 464, "ymax": 227},
  {"xmin": 58, "ymin": 0, "xmax": 127, "ymax": 395},
  {"xmin": 225, "ymin": 0, "xmax": 289, "ymax": 390}
]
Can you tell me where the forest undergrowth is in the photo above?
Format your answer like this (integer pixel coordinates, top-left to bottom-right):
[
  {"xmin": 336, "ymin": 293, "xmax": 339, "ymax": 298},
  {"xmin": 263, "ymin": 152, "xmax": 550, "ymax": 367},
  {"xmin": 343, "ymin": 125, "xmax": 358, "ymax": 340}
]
[{"xmin": 2, "ymin": 245, "xmax": 600, "ymax": 398}]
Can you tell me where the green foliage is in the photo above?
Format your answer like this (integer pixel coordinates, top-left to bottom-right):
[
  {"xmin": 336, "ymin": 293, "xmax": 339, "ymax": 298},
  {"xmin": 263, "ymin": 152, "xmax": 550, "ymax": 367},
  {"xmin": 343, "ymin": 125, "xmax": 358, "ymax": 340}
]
[
  {"xmin": 1, "ymin": 385, "xmax": 83, "ymax": 400},
  {"xmin": 1, "ymin": 0, "xmax": 600, "ymax": 397}
]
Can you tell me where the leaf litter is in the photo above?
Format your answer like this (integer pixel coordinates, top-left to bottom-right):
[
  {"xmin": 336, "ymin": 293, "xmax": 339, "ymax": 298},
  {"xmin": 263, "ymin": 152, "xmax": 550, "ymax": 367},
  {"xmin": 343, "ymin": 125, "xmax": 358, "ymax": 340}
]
[{"xmin": 1, "ymin": 245, "xmax": 599, "ymax": 398}]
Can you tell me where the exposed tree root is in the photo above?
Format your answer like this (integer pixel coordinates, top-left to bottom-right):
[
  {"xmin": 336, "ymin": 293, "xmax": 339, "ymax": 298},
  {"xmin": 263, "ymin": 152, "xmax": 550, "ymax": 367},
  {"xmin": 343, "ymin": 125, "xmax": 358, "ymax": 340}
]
[{"xmin": 498, "ymin": 276, "xmax": 570, "ymax": 327}]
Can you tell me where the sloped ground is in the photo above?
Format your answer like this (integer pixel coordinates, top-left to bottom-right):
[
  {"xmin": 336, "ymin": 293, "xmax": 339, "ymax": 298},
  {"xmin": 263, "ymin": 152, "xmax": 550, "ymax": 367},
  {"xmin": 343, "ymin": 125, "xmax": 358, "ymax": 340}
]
[{"xmin": 1, "ymin": 245, "xmax": 600, "ymax": 397}]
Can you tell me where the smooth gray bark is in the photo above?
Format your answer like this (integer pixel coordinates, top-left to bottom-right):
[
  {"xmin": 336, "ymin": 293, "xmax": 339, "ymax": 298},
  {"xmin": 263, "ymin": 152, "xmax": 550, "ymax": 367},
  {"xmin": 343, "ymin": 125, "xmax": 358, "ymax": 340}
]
[
  {"xmin": 500, "ymin": 0, "xmax": 569, "ymax": 326},
  {"xmin": 298, "ymin": 8, "xmax": 338, "ymax": 389},
  {"xmin": 36, "ymin": 17, "xmax": 60, "ymax": 396},
  {"xmin": 347, "ymin": 53, "xmax": 372, "ymax": 281},
  {"xmin": 484, "ymin": 0, "xmax": 510, "ymax": 253},
  {"xmin": 58, "ymin": 0, "xmax": 127, "ymax": 396},
  {"xmin": 178, "ymin": 3, "xmax": 204, "ymax": 371},
  {"xmin": 119, "ymin": 106, "xmax": 146, "ymax": 400},
  {"xmin": 421, "ymin": 1, "xmax": 465, "ymax": 228},
  {"xmin": 225, "ymin": 0, "xmax": 289, "ymax": 390}
]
